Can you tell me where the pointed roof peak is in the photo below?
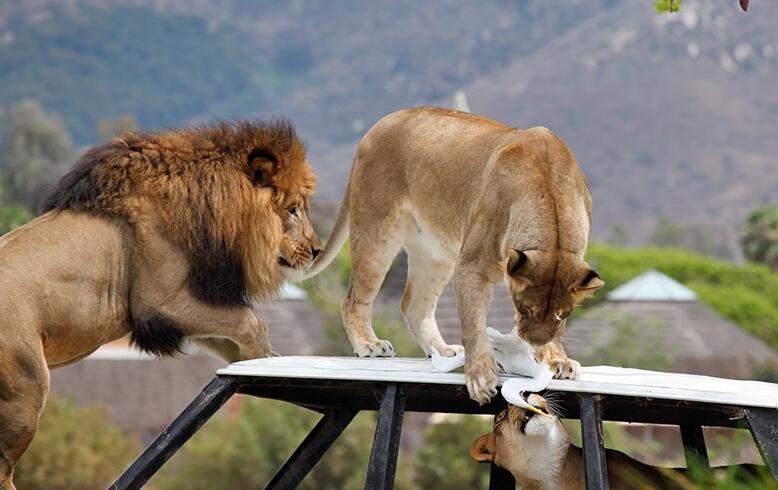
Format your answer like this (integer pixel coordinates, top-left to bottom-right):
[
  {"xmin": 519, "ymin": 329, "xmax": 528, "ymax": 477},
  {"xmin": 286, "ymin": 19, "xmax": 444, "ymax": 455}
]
[{"xmin": 606, "ymin": 269, "xmax": 698, "ymax": 302}]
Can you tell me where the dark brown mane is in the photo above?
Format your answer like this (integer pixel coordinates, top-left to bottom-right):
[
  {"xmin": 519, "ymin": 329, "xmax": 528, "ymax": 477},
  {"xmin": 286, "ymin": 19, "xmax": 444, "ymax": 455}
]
[{"xmin": 42, "ymin": 119, "xmax": 313, "ymax": 308}]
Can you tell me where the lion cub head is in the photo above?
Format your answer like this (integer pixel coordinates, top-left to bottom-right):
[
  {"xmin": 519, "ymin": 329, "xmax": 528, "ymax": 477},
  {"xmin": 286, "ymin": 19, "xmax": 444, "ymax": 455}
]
[
  {"xmin": 471, "ymin": 394, "xmax": 567, "ymax": 481},
  {"xmin": 505, "ymin": 249, "xmax": 604, "ymax": 347}
]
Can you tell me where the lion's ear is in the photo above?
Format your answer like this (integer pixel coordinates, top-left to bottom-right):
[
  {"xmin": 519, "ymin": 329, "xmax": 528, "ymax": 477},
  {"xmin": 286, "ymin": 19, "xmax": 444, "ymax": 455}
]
[
  {"xmin": 573, "ymin": 269, "xmax": 604, "ymax": 300},
  {"xmin": 507, "ymin": 249, "xmax": 528, "ymax": 277},
  {"xmin": 470, "ymin": 433, "xmax": 496, "ymax": 463},
  {"xmin": 247, "ymin": 147, "xmax": 278, "ymax": 187}
]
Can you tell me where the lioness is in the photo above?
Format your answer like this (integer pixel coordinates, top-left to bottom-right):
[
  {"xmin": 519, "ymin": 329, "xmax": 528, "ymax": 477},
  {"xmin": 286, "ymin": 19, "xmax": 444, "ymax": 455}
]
[
  {"xmin": 471, "ymin": 395, "xmax": 763, "ymax": 489},
  {"xmin": 297, "ymin": 107, "xmax": 603, "ymax": 404},
  {"xmin": 0, "ymin": 120, "xmax": 320, "ymax": 490}
]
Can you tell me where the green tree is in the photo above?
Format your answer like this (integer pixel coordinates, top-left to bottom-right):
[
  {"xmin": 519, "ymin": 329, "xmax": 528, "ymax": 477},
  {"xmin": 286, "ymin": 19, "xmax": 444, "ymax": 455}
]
[
  {"xmin": 14, "ymin": 396, "xmax": 140, "ymax": 490},
  {"xmin": 648, "ymin": 216, "xmax": 732, "ymax": 260},
  {"xmin": 0, "ymin": 99, "xmax": 73, "ymax": 209},
  {"xmin": 586, "ymin": 242, "xmax": 778, "ymax": 349},
  {"xmin": 411, "ymin": 415, "xmax": 492, "ymax": 490},
  {"xmin": 740, "ymin": 205, "xmax": 778, "ymax": 272},
  {"xmin": 152, "ymin": 398, "xmax": 382, "ymax": 490},
  {"xmin": 654, "ymin": 0, "xmax": 681, "ymax": 13},
  {"xmin": 0, "ymin": 185, "xmax": 32, "ymax": 235}
]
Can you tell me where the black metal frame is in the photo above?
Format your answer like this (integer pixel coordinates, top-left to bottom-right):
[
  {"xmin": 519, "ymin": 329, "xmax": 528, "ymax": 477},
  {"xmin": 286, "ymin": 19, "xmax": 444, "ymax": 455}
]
[{"xmin": 109, "ymin": 375, "xmax": 778, "ymax": 490}]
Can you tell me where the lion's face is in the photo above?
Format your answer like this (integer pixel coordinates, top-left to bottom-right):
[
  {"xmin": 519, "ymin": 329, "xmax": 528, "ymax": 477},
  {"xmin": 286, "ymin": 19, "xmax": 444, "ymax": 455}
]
[
  {"xmin": 276, "ymin": 193, "xmax": 322, "ymax": 272},
  {"xmin": 505, "ymin": 249, "xmax": 603, "ymax": 347}
]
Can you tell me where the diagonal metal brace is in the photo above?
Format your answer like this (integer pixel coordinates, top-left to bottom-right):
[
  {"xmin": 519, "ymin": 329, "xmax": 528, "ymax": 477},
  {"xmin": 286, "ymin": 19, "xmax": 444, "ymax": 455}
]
[
  {"xmin": 266, "ymin": 409, "xmax": 358, "ymax": 489},
  {"xmin": 108, "ymin": 376, "xmax": 240, "ymax": 490}
]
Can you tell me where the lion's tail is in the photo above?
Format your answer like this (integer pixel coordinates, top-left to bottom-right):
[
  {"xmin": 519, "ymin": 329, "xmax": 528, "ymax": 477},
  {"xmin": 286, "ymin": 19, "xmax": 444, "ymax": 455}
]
[{"xmin": 298, "ymin": 178, "xmax": 351, "ymax": 280}]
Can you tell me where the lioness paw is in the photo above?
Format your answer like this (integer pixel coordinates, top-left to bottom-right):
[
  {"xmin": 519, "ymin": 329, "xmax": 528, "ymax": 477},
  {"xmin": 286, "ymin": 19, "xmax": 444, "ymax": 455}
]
[
  {"xmin": 465, "ymin": 355, "xmax": 499, "ymax": 405},
  {"xmin": 353, "ymin": 339, "xmax": 395, "ymax": 358},
  {"xmin": 433, "ymin": 343, "xmax": 464, "ymax": 357},
  {"xmin": 548, "ymin": 358, "xmax": 581, "ymax": 380}
]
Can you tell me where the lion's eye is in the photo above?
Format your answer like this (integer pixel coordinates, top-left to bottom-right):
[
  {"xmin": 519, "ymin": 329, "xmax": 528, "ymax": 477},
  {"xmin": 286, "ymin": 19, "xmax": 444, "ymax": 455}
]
[{"xmin": 288, "ymin": 206, "xmax": 299, "ymax": 216}]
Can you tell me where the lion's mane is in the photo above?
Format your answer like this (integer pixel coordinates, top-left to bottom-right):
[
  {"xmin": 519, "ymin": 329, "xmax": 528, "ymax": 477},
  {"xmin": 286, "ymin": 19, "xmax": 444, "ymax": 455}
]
[{"xmin": 43, "ymin": 120, "xmax": 315, "ymax": 307}]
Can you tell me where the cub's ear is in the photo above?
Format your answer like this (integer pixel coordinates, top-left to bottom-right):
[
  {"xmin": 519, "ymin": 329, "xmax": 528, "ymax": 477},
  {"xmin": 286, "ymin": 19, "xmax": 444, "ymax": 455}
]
[
  {"xmin": 507, "ymin": 249, "xmax": 528, "ymax": 277},
  {"xmin": 247, "ymin": 147, "xmax": 278, "ymax": 187},
  {"xmin": 573, "ymin": 269, "xmax": 605, "ymax": 300},
  {"xmin": 470, "ymin": 433, "xmax": 496, "ymax": 463}
]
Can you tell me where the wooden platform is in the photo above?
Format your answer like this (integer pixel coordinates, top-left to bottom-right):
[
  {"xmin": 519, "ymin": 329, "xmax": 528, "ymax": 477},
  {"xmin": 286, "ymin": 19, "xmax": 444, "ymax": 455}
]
[
  {"xmin": 219, "ymin": 356, "xmax": 778, "ymax": 409},
  {"xmin": 112, "ymin": 356, "xmax": 778, "ymax": 490}
]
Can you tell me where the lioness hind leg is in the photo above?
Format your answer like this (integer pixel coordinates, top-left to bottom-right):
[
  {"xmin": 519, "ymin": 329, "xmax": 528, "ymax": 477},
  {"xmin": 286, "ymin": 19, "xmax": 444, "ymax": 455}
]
[
  {"xmin": 401, "ymin": 249, "xmax": 461, "ymax": 357},
  {"xmin": 342, "ymin": 209, "xmax": 406, "ymax": 358},
  {"xmin": 0, "ymin": 346, "xmax": 49, "ymax": 490}
]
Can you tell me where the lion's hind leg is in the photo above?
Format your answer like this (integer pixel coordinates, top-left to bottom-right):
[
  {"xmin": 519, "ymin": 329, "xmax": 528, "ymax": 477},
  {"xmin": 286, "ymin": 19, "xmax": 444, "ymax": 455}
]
[
  {"xmin": 342, "ymin": 208, "xmax": 407, "ymax": 358},
  {"xmin": 0, "ymin": 341, "xmax": 49, "ymax": 490},
  {"xmin": 401, "ymin": 246, "xmax": 462, "ymax": 357}
]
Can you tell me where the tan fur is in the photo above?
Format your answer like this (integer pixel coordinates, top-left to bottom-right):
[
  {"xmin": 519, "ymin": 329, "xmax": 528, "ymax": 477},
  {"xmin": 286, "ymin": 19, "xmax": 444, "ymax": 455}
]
[
  {"xmin": 471, "ymin": 399, "xmax": 759, "ymax": 489},
  {"xmin": 301, "ymin": 107, "xmax": 603, "ymax": 404},
  {"xmin": 0, "ymin": 121, "xmax": 320, "ymax": 490}
]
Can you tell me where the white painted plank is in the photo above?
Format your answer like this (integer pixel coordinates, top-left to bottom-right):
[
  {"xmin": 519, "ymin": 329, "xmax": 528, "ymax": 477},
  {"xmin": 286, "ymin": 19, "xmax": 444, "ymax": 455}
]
[{"xmin": 217, "ymin": 356, "xmax": 778, "ymax": 409}]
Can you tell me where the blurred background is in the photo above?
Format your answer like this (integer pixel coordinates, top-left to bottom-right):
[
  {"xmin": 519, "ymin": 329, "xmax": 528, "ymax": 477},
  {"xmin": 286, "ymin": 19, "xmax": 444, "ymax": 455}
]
[{"xmin": 1, "ymin": 0, "xmax": 777, "ymax": 488}]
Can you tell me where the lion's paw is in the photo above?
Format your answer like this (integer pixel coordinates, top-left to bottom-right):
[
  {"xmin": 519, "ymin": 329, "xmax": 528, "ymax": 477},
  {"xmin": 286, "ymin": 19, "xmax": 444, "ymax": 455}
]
[
  {"xmin": 548, "ymin": 358, "xmax": 581, "ymax": 380},
  {"xmin": 353, "ymin": 339, "xmax": 395, "ymax": 358},
  {"xmin": 432, "ymin": 343, "xmax": 464, "ymax": 357},
  {"xmin": 465, "ymin": 355, "xmax": 499, "ymax": 405}
]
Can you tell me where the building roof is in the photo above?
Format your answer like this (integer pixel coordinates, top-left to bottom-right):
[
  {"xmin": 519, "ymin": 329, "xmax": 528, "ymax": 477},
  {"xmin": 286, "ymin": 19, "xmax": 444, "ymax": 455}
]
[
  {"xmin": 606, "ymin": 269, "xmax": 698, "ymax": 302},
  {"xmin": 565, "ymin": 299, "xmax": 778, "ymax": 379}
]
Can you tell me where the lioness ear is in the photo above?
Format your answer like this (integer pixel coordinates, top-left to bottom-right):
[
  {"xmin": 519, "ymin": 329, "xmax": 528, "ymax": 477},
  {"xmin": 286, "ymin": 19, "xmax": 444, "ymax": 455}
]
[
  {"xmin": 470, "ymin": 433, "xmax": 496, "ymax": 463},
  {"xmin": 573, "ymin": 269, "xmax": 604, "ymax": 300},
  {"xmin": 507, "ymin": 249, "xmax": 528, "ymax": 277},
  {"xmin": 247, "ymin": 147, "xmax": 278, "ymax": 187}
]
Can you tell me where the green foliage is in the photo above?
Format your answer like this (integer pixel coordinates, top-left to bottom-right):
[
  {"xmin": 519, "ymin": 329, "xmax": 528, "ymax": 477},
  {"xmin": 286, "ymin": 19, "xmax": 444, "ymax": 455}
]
[
  {"xmin": 152, "ymin": 398, "xmax": 378, "ymax": 490},
  {"xmin": 586, "ymin": 242, "xmax": 778, "ymax": 349},
  {"xmin": 654, "ymin": 0, "xmax": 681, "ymax": 13},
  {"xmin": 740, "ymin": 205, "xmax": 778, "ymax": 272},
  {"xmin": 411, "ymin": 415, "xmax": 492, "ymax": 490},
  {"xmin": 0, "ymin": 99, "xmax": 73, "ymax": 209},
  {"xmin": 584, "ymin": 313, "xmax": 676, "ymax": 370},
  {"xmin": 14, "ymin": 396, "xmax": 140, "ymax": 490},
  {"xmin": 648, "ymin": 216, "xmax": 732, "ymax": 259},
  {"xmin": 0, "ymin": 185, "xmax": 32, "ymax": 234}
]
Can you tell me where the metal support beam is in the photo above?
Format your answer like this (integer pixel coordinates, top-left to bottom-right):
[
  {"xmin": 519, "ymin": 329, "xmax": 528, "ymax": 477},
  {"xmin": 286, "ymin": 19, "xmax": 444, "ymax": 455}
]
[
  {"xmin": 679, "ymin": 424, "xmax": 709, "ymax": 468},
  {"xmin": 266, "ymin": 410, "xmax": 358, "ymax": 489},
  {"xmin": 578, "ymin": 394, "xmax": 609, "ymax": 490},
  {"xmin": 744, "ymin": 407, "xmax": 778, "ymax": 480},
  {"xmin": 364, "ymin": 383, "xmax": 406, "ymax": 490},
  {"xmin": 489, "ymin": 462, "xmax": 516, "ymax": 489},
  {"xmin": 109, "ymin": 376, "xmax": 240, "ymax": 490}
]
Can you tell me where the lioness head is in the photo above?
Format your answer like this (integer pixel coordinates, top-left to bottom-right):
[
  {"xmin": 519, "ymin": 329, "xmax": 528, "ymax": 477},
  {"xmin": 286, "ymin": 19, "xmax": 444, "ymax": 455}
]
[
  {"xmin": 471, "ymin": 394, "xmax": 563, "ymax": 472},
  {"xmin": 505, "ymin": 249, "xmax": 604, "ymax": 346}
]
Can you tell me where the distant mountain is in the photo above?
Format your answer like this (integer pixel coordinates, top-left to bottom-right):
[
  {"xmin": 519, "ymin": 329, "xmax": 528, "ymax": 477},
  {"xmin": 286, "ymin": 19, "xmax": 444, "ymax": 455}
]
[
  {"xmin": 457, "ymin": 0, "xmax": 778, "ymax": 242},
  {"xmin": 1, "ymin": 0, "xmax": 776, "ymax": 247}
]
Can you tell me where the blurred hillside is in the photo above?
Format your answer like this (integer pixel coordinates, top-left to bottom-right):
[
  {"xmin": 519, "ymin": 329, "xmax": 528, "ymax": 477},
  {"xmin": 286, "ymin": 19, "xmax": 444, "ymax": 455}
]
[{"xmin": 1, "ymin": 0, "xmax": 776, "ymax": 244}]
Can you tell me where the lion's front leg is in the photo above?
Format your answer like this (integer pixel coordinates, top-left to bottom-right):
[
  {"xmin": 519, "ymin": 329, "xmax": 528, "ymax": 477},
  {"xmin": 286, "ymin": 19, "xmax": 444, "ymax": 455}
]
[
  {"xmin": 454, "ymin": 262, "xmax": 498, "ymax": 405},
  {"xmin": 183, "ymin": 307, "xmax": 271, "ymax": 362},
  {"xmin": 535, "ymin": 339, "xmax": 581, "ymax": 380}
]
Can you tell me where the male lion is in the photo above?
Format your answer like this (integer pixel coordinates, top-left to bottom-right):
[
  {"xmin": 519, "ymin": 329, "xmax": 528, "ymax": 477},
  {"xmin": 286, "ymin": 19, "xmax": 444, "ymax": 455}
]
[
  {"xmin": 0, "ymin": 120, "xmax": 320, "ymax": 490},
  {"xmin": 296, "ymin": 107, "xmax": 603, "ymax": 404}
]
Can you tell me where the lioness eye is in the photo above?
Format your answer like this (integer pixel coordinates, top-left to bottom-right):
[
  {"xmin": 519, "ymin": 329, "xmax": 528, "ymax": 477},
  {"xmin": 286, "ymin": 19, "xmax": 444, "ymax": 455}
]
[{"xmin": 288, "ymin": 206, "xmax": 299, "ymax": 216}]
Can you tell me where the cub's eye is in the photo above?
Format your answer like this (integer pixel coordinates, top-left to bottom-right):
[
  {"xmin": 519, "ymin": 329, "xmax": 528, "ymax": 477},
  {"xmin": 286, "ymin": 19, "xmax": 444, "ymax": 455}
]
[{"xmin": 288, "ymin": 206, "xmax": 299, "ymax": 216}]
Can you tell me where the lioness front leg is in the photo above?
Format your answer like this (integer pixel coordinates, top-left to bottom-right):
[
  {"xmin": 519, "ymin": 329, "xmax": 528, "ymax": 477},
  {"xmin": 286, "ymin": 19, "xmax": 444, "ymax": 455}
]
[
  {"xmin": 535, "ymin": 339, "xmax": 581, "ymax": 380},
  {"xmin": 455, "ymin": 264, "xmax": 498, "ymax": 405}
]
